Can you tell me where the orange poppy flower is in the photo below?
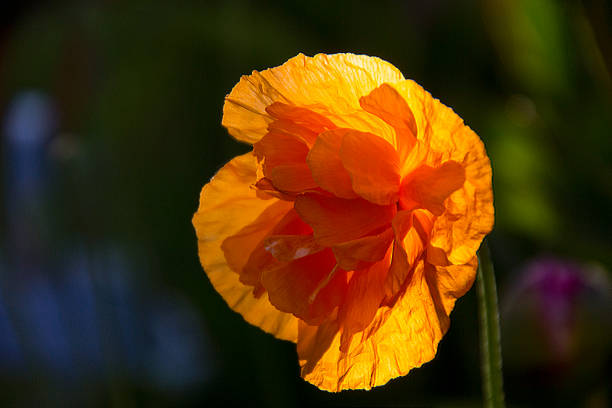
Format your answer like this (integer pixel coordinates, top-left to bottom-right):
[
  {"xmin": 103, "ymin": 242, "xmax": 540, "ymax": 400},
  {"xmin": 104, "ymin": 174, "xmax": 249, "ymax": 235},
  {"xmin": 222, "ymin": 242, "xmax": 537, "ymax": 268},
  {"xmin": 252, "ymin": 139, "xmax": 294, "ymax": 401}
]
[{"xmin": 192, "ymin": 53, "xmax": 494, "ymax": 391}]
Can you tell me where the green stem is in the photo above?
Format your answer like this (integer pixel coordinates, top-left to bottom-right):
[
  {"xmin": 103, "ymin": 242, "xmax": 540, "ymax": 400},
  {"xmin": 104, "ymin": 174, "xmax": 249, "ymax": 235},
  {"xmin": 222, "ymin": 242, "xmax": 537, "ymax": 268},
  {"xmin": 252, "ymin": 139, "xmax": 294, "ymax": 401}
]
[{"xmin": 476, "ymin": 241, "xmax": 505, "ymax": 408}]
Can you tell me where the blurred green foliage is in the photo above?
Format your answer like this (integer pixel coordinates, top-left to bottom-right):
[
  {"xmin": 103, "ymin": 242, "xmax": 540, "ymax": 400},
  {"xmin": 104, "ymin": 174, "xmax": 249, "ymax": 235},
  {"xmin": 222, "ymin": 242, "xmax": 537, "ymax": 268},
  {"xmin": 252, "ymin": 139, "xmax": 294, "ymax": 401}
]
[{"xmin": 1, "ymin": 0, "xmax": 610, "ymax": 406}]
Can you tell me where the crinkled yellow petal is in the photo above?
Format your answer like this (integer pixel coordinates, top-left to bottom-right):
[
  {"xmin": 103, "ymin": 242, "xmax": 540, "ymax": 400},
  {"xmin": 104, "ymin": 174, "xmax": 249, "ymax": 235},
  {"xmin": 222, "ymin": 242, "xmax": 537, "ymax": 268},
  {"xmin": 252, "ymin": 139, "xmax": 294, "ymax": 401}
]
[
  {"xmin": 424, "ymin": 257, "xmax": 479, "ymax": 326},
  {"xmin": 431, "ymin": 131, "xmax": 494, "ymax": 265},
  {"xmin": 192, "ymin": 152, "xmax": 298, "ymax": 342},
  {"xmin": 390, "ymin": 80, "xmax": 494, "ymax": 265},
  {"xmin": 222, "ymin": 53, "xmax": 405, "ymax": 144},
  {"xmin": 298, "ymin": 260, "xmax": 443, "ymax": 391}
]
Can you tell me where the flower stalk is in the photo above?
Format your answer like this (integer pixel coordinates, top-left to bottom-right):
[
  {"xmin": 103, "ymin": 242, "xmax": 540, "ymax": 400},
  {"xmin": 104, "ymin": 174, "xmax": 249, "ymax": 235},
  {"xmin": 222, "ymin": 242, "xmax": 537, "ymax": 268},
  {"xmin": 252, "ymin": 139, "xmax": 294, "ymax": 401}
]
[{"xmin": 476, "ymin": 241, "xmax": 505, "ymax": 408}]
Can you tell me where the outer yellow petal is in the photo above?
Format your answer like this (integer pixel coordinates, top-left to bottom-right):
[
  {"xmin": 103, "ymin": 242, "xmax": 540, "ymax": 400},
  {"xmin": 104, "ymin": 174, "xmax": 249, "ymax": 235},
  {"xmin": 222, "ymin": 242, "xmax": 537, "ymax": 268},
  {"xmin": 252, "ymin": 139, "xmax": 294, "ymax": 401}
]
[
  {"xmin": 391, "ymin": 80, "xmax": 494, "ymax": 265},
  {"xmin": 298, "ymin": 261, "xmax": 444, "ymax": 391},
  {"xmin": 192, "ymin": 152, "xmax": 298, "ymax": 342},
  {"xmin": 425, "ymin": 257, "xmax": 479, "ymax": 324},
  {"xmin": 222, "ymin": 53, "xmax": 405, "ymax": 144},
  {"xmin": 432, "ymin": 126, "xmax": 494, "ymax": 265}
]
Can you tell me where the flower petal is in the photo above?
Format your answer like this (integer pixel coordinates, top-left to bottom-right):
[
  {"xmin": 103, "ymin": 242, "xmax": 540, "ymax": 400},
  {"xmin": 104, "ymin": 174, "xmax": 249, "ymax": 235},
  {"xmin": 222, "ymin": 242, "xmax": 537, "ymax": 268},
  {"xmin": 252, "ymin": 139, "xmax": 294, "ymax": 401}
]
[
  {"xmin": 331, "ymin": 228, "xmax": 394, "ymax": 271},
  {"xmin": 430, "ymin": 136, "xmax": 494, "ymax": 264},
  {"xmin": 222, "ymin": 53, "xmax": 404, "ymax": 144},
  {"xmin": 266, "ymin": 102, "xmax": 336, "ymax": 147},
  {"xmin": 253, "ymin": 129, "xmax": 318, "ymax": 192},
  {"xmin": 264, "ymin": 234, "xmax": 324, "ymax": 262},
  {"xmin": 227, "ymin": 208, "xmax": 312, "ymax": 287},
  {"xmin": 306, "ymin": 129, "xmax": 358, "ymax": 199},
  {"xmin": 298, "ymin": 260, "xmax": 444, "ymax": 391},
  {"xmin": 221, "ymin": 200, "xmax": 294, "ymax": 285},
  {"xmin": 340, "ymin": 130, "xmax": 401, "ymax": 205},
  {"xmin": 261, "ymin": 249, "xmax": 348, "ymax": 325},
  {"xmin": 294, "ymin": 193, "xmax": 396, "ymax": 246},
  {"xmin": 384, "ymin": 209, "xmax": 434, "ymax": 299},
  {"xmin": 338, "ymin": 246, "xmax": 392, "ymax": 351},
  {"xmin": 424, "ymin": 256, "xmax": 478, "ymax": 330},
  {"xmin": 359, "ymin": 83, "xmax": 418, "ymax": 160},
  {"xmin": 390, "ymin": 80, "xmax": 494, "ymax": 265},
  {"xmin": 400, "ymin": 161, "xmax": 466, "ymax": 216},
  {"xmin": 192, "ymin": 152, "xmax": 298, "ymax": 342},
  {"xmin": 268, "ymin": 164, "xmax": 319, "ymax": 193}
]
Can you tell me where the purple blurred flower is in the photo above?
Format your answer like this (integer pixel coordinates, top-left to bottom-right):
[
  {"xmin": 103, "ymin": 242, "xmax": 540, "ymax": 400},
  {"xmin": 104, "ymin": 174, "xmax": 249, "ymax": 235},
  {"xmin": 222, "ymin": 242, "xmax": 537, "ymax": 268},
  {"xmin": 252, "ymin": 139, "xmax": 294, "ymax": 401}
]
[{"xmin": 503, "ymin": 256, "xmax": 611, "ymax": 363}]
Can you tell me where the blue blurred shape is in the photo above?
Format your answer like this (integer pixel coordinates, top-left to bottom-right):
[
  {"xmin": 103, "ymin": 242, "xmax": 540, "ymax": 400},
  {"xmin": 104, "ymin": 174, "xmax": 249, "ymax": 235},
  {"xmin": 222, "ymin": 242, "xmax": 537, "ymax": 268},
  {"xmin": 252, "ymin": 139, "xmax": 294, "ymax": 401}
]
[
  {"xmin": 18, "ymin": 274, "xmax": 73, "ymax": 374},
  {"xmin": 3, "ymin": 90, "xmax": 55, "ymax": 197},
  {"xmin": 0, "ymin": 281, "xmax": 23, "ymax": 369},
  {"xmin": 1, "ymin": 90, "xmax": 212, "ymax": 393},
  {"xmin": 147, "ymin": 299, "xmax": 212, "ymax": 390},
  {"xmin": 59, "ymin": 249, "xmax": 103, "ymax": 375}
]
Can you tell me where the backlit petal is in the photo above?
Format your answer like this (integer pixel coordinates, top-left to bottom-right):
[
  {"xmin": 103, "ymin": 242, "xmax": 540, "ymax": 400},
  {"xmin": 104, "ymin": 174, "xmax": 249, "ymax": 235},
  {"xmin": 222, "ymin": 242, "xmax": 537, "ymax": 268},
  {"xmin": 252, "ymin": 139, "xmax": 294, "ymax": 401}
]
[
  {"xmin": 222, "ymin": 53, "xmax": 404, "ymax": 144},
  {"xmin": 359, "ymin": 83, "xmax": 418, "ymax": 160},
  {"xmin": 340, "ymin": 130, "xmax": 401, "ymax": 205},
  {"xmin": 229, "ymin": 208, "xmax": 311, "ymax": 287},
  {"xmin": 266, "ymin": 102, "xmax": 336, "ymax": 147},
  {"xmin": 424, "ymin": 257, "xmax": 478, "ymax": 331},
  {"xmin": 261, "ymin": 249, "xmax": 348, "ymax": 325},
  {"xmin": 268, "ymin": 164, "xmax": 318, "ymax": 192},
  {"xmin": 221, "ymin": 200, "xmax": 293, "ymax": 285},
  {"xmin": 306, "ymin": 129, "xmax": 358, "ymax": 199},
  {"xmin": 254, "ymin": 131, "xmax": 318, "ymax": 192},
  {"xmin": 400, "ymin": 161, "xmax": 466, "ymax": 216},
  {"xmin": 294, "ymin": 193, "xmax": 396, "ymax": 246},
  {"xmin": 332, "ymin": 228, "xmax": 394, "ymax": 271},
  {"xmin": 264, "ymin": 234, "xmax": 324, "ymax": 262},
  {"xmin": 192, "ymin": 152, "xmax": 298, "ymax": 342},
  {"xmin": 298, "ymin": 260, "xmax": 444, "ymax": 391},
  {"xmin": 390, "ymin": 80, "xmax": 494, "ymax": 265},
  {"xmin": 338, "ymin": 247, "xmax": 392, "ymax": 351},
  {"xmin": 385, "ymin": 209, "xmax": 434, "ymax": 299}
]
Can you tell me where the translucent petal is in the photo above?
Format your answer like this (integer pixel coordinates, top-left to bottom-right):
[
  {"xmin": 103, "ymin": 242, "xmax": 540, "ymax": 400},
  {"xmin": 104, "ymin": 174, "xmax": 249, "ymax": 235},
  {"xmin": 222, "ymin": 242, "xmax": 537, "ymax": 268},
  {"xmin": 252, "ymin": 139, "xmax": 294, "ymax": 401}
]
[
  {"xmin": 298, "ymin": 260, "xmax": 444, "ymax": 391},
  {"xmin": 192, "ymin": 153, "xmax": 298, "ymax": 342},
  {"xmin": 306, "ymin": 129, "xmax": 358, "ymax": 199},
  {"xmin": 340, "ymin": 130, "xmax": 401, "ymax": 205},
  {"xmin": 391, "ymin": 80, "xmax": 494, "ymax": 265},
  {"xmin": 359, "ymin": 83, "xmax": 418, "ymax": 160},
  {"xmin": 222, "ymin": 53, "xmax": 404, "ymax": 144},
  {"xmin": 294, "ymin": 193, "xmax": 396, "ymax": 246}
]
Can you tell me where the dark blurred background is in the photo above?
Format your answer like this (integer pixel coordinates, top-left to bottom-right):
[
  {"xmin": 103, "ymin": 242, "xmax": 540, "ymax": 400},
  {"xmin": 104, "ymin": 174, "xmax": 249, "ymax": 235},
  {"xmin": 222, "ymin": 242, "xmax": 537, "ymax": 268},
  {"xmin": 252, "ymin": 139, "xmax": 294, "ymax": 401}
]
[{"xmin": 0, "ymin": 0, "xmax": 610, "ymax": 406}]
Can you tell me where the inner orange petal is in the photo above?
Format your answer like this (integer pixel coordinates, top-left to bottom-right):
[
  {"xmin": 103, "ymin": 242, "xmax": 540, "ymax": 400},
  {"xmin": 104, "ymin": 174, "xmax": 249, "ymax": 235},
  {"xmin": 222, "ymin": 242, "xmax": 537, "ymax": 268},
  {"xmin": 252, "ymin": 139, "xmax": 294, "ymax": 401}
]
[
  {"xmin": 268, "ymin": 164, "xmax": 318, "ymax": 192},
  {"xmin": 264, "ymin": 234, "xmax": 324, "ymax": 262},
  {"xmin": 384, "ymin": 209, "xmax": 434, "ymax": 300},
  {"xmin": 338, "ymin": 246, "xmax": 392, "ymax": 351},
  {"xmin": 254, "ymin": 130, "xmax": 308, "ymax": 166},
  {"xmin": 294, "ymin": 193, "xmax": 396, "ymax": 247},
  {"xmin": 223, "ymin": 206, "xmax": 309, "ymax": 287},
  {"xmin": 267, "ymin": 119, "xmax": 320, "ymax": 148},
  {"xmin": 340, "ymin": 130, "xmax": 401, "ymax": 205},
  {"xmin": 306, "ymin": 128, "xmax": 358, "ymax": 199},
  {"xmin": 399, "ymin": 161, "xmax": 466, "ymax": 216},
  {"xmin": 265, "ymin": 102, "xmax": 336, "ymax": 151},
  {"xmin": 331, "ymin": 227, "xmax": 394, "ymax": 271},
  {"xmin": 221, "ymin": 200, "xmax": 293, "ymax": 282},
  {"xmin": 254, "ymin": 130, "xmax": 317, "ymax": 192},
  {"xmin": 359, "ymin": 83, "xmax": 418, "ymax": 161},
  {"xmin": 261, "ymin": 248, "xmax": 348, "ymax": 325}
]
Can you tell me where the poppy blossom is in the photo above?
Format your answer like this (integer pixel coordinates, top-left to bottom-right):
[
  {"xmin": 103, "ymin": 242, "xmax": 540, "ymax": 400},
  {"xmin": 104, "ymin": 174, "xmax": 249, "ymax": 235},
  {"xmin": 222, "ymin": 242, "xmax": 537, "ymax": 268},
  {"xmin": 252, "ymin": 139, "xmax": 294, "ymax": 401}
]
[{"xmin": 192, "ymin": 53, "xmax": 494, "ymax": 391}]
